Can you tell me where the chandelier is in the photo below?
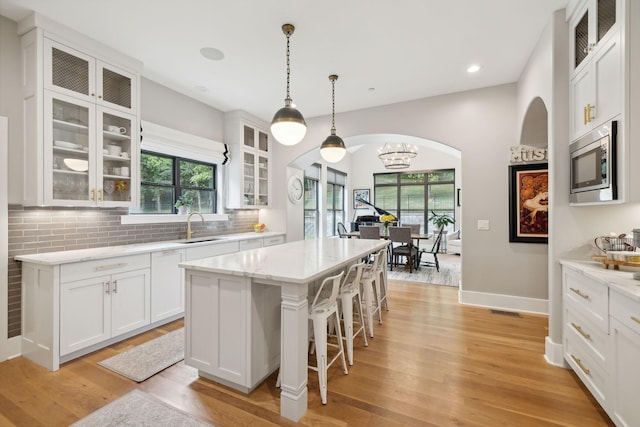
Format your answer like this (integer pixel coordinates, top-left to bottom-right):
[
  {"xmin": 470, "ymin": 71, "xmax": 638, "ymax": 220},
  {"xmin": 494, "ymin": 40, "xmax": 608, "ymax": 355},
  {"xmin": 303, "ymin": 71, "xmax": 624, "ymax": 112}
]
[{"xmin": 377, "ymin": 143, "xmax": 418, "ymax": 169}]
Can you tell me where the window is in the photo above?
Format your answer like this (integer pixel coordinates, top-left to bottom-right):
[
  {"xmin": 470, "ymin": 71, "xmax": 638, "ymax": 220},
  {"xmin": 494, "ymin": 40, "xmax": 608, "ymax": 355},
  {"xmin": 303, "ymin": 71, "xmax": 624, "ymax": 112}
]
[
  {"xmin": 140, "ymin": 151, "xmax": 216, "ymax": 213},
  {"xmin": 304, "ymin": 164, "xmax": 320, "ymax": 239},
  {"xmin": 374, "ymin": 169, "xmax": 455, "ymax": 233},
  {"xmin": 326, "ymin": 168, "xmax": 346, "ymax": 237}
]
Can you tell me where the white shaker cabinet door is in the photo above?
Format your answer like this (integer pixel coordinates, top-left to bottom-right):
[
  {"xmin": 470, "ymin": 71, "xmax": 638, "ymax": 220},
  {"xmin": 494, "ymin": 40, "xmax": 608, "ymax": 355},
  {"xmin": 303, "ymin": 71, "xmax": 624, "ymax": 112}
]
[
  {"xmin": 151, "ymin": 249, "xmax": 186, "ymax": 323},
  {"xmin": 60, "ymin": 274, "xmax": 111, "ymax": 356},
  {"xmin": 110, "ymin": 268, "xmax": 151, "ymax": 337}
]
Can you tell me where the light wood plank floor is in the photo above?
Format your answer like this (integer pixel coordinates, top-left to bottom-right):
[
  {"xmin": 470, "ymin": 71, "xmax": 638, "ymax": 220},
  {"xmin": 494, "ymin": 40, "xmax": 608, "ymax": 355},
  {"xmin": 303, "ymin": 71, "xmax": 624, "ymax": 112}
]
[{"xmin": 0, "ymin": 280, "xmax": 614, "ymax": 426}]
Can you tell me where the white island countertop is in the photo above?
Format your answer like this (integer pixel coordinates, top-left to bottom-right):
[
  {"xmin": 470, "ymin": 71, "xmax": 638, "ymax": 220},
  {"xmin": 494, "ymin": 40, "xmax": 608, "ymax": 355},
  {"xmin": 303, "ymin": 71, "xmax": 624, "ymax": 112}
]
[
  {"xmin": 179, "ymin": 237, "xmax": 389, "ymax": 284},
  {"xmin": 560, "ymin": 259, "xmax": 640, "ymax": 301},
  {"xmin": 14, "ymin": 231, "xmax": 285, "ymax": 266}
]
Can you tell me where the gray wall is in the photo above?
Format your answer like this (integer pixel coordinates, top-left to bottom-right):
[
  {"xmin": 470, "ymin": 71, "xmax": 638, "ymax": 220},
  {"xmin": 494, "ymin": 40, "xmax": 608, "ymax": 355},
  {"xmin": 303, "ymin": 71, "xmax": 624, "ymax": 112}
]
[{"xmin": 270, "ymin": 83, "xmax": 552, "ymax": 309}]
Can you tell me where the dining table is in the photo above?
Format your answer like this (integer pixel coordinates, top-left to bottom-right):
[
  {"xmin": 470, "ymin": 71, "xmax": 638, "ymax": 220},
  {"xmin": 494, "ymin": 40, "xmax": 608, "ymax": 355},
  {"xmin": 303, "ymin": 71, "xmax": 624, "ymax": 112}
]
[{"xmin": 178, "ymin": 237, "xmax": 389, "ymax": 422}]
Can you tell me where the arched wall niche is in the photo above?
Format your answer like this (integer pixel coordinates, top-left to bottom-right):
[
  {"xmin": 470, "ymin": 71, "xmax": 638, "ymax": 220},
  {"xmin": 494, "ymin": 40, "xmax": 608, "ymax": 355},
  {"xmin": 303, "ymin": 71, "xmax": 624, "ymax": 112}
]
[{"xmin": 520, "ymin": 97, "xmax": 548, "ymax": 147}]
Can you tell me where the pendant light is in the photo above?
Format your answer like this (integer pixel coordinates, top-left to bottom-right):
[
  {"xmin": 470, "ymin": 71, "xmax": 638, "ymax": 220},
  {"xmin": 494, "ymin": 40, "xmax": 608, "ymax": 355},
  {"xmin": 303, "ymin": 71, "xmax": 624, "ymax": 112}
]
[
  {"xmin": 320, "ymin": 74, "xmax": 346, "ymax": 163},
  {"xmin": 271, "ymin": 24, "xmax": 306, "ymax": 146}
]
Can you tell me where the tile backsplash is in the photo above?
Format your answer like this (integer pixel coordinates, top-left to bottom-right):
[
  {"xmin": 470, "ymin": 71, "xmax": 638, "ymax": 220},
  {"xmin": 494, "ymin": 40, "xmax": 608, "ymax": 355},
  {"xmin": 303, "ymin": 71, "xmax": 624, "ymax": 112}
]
[{"xmin": 7, "ymin": 205, "xmax": 258, "ymax": 338}]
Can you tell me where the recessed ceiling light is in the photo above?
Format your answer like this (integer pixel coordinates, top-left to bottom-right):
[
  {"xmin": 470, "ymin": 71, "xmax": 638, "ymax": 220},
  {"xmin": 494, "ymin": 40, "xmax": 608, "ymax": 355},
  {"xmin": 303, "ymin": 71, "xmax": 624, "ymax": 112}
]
[
  {"xmin": 200, "ymin": 47, "xmax": 224, "ymax": 61},
  {"xmin": 368, "ymin": 87, "xmax": 375, "ymax": 92},
  {"xmin": 467, "ymin": 64, "xmax": 481, "ymax": 73}
]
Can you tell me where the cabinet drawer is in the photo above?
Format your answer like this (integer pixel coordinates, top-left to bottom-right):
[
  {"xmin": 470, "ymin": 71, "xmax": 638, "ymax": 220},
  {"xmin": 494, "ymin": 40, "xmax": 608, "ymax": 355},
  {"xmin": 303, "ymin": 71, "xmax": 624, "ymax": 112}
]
[
  {"xmin": 263, "ymin": 235, "xmax": 285, "ymax": 247},
  {"xmin": 60, "ymin": 253, "xmax": 150, "ymax": 283},
  {"xmin": 610, "ymin": 290, "xmax": 640, "ymax": 335},
  {"xmin": 565, "ymin": 336, "xmax": 609, "ymax": 406},
  {"xmin": 564, "ymin": 268, "xmax": 608, "ymax": 327},
  {"xmin": 239, "ymin": 239, "xmax": 262, "ymax": 251},
  {"xmin": 565, "ymin": 305, "xmax": 609, "ymax": 364},
  {"xmin": 185, "ymin": 241, "xmax": 239, "ymax": 261}
]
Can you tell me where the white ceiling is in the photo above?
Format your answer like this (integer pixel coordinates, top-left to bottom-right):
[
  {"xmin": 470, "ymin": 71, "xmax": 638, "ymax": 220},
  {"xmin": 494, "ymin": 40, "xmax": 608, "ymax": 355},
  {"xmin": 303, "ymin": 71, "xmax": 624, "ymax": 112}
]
[{"xmin": 0, "ymin": 0, "xmax": 568, "ymax": 123}]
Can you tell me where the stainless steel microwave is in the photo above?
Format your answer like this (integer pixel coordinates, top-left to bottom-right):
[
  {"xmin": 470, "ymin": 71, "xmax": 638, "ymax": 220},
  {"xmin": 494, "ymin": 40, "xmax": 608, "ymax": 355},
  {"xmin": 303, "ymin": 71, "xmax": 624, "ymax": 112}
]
[{"xmin": 569, "ymin": 120, "xmax": 617, "ymax": 204}]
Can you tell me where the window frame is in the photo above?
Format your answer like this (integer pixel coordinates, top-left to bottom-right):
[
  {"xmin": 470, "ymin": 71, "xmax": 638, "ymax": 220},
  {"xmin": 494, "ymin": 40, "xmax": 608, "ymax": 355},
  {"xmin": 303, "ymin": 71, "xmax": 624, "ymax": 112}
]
[
  {"xmin": 373, "ymin": 169, "xmax": 455, "ymax": 234},
  {"xmin": 140, "ymin": 150, "xmax": 217, "ymax": 214}
]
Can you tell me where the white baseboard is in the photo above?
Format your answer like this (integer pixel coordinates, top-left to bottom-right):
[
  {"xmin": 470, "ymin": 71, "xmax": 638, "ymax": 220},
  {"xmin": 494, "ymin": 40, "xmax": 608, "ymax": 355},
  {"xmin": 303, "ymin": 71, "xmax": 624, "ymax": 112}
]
[
  {"xmin": 544, "ymin": 336, "xmax": 567, "ymax": 367},
  {"xmin": 458, "ymin": 289, "xmax": 548, "ymax": 315}
]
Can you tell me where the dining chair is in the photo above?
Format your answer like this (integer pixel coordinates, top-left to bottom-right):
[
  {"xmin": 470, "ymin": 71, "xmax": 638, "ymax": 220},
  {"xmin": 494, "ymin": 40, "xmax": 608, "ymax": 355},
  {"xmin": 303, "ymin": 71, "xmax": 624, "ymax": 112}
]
[
  {"xmin": 403, "ymin": 223, "xmax": 421, "ymax": 248},
  {"xmin": 418, "ymin": 231, "xmax": 443, "ymax": 272},
  {"xmin": 308, "ymin": 271, "xmax": 348, "ymax": 405},
  {"xmin": 338, "ymin": 262, "xmax": 368, "ymax": 365},
  {"xmin": 337, "ymin": 222, "xmax": 348, "ymax": 238},
  {"xmin": 388, "ymin": 226, "xmax": 418, "ymax": 272},
  {"xmin": 359, "ymin": 225, "xmax": 381, "ymax": 240}
]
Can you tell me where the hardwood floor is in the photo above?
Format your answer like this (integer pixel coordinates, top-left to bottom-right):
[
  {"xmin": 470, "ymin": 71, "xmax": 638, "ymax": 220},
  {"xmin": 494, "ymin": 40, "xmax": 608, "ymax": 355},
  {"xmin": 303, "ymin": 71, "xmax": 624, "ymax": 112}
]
[{"xmin": 0, "ymin": 281, "xmax": 614, "ymax": 427}]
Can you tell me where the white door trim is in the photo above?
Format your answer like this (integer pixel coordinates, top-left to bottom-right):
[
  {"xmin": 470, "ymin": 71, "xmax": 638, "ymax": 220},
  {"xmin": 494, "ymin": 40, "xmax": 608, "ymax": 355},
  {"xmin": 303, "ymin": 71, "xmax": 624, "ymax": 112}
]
[{"xmin": 1, "ymin": 116, "xmax": 21, "ymax": 361}]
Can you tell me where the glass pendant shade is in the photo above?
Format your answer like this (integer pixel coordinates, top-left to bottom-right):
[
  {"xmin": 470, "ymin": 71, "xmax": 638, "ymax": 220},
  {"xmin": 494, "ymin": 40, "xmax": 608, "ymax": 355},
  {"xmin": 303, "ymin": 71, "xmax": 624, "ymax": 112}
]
[
  {"xmin": 320, "ymin": 131, "xmax": 346, "ymax": 162},
  {"xmin": 271, "ymin": 102, "xmax": 307, "ymax": 146}
]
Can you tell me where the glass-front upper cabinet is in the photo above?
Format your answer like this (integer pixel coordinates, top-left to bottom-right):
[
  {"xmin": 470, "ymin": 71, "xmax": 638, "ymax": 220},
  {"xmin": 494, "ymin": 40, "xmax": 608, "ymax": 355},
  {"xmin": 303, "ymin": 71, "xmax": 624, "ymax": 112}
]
[
  {"xmin": 47, "ymin": 94, "xmax": 94, "ymax": 205},
  {"xmin": 571, "ymin": 0, "xmax": 618, "ymax": 71},
  {"xmin": 44, "ymin": 38, "xmax": 137, "ymax": 114},
  {"xmin": 44, "ymin": 92, "xmax": 135, "ymax": 206}
]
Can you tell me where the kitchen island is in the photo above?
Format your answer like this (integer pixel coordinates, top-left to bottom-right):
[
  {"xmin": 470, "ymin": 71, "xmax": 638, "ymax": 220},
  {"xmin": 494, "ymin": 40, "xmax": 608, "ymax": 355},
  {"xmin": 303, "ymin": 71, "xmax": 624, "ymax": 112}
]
[{"xmin": 179, "ymin": 237, "xmax": 389, "ymax": 422}]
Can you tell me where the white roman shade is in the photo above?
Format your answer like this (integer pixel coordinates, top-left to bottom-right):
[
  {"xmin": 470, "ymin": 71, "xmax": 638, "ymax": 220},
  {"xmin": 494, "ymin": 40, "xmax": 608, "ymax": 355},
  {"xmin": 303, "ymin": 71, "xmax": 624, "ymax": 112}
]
[{"xmin": 140, "ymin": 121, "xmax": 229, "ymax": 164}]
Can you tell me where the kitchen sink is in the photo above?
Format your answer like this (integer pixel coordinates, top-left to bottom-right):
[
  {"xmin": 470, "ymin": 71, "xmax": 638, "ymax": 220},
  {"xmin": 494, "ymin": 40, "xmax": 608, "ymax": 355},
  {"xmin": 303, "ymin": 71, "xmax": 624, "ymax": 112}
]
[{"xmin": 176, "ymin": 236, "xmax": 224, "ymax": 244}]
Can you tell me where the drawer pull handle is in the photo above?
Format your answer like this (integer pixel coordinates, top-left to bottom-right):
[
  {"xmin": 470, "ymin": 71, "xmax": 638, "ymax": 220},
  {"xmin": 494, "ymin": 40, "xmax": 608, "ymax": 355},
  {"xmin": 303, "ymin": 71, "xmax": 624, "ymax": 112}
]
[
  {"xmin": 571, "ymin": 322, "xmax": 591, "ymax": 340},
  {"xmin": 632, "ymin": 316, "xmax": 640, "ymax": 325},
  {"xmin": 95, "ymin": 263, "xmax": 127, "ymax": 271},
  {"xmin": 112, "ymin": 280, "xmax": 118, "ymax": 293},
  {"xmin": 105, "ymin": 281, "xmax": 110, "ymax": 295},
  {"xmin": 571, "ymin": 354, "xmax": 591, "ymax": 376},
  {"xmin": 569, "ymin": 287, "xmax": 590, "ymax": 300}
]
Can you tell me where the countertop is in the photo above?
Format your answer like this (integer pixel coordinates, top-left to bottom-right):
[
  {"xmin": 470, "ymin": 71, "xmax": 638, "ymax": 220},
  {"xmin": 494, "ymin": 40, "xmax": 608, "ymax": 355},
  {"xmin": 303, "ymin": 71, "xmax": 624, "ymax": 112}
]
[
  {"xmin": 179, "ymin": 237, "xmax": 389, "ymax": 284},
  {"xmin": 14, "ymin": 231, "xmax": 285, "ymax": 266},
  {"xmin": 560, "ymin": 259, "xmax": 640, "ymax": 301}
]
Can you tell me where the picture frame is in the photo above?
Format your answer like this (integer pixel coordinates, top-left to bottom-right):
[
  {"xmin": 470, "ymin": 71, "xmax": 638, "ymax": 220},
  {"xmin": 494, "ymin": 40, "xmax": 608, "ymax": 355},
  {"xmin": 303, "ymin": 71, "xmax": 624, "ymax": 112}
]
[
  {"xmin": 509, "ymin": 163, "xmax": 548, "ymax": 243},
  {"xmin": 353, "ymin": 188, "xmax": 370, "ymax": 209}
]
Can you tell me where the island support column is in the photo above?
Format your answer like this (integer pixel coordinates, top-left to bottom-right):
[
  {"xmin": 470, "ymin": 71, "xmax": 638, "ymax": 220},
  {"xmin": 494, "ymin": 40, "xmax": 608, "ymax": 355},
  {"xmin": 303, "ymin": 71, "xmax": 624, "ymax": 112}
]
[{"xmin": 279, "ymin": 282, "xmax": 309, "ymax": 421}]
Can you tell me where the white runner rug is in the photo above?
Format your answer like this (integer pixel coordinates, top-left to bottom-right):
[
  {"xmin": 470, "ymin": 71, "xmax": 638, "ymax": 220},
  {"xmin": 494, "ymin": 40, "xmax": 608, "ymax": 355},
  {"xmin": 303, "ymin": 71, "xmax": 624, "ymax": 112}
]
[
  {"xmin": 70, "ymin": 389, "xmax": 212, "ymax": 427},
  {"xmin": 387, "ymin": 254, "xmax": 460, "ymax": 287},
  {"xmin": 98, "ymin": 328, "xmax": 184, "ymax": 382}
]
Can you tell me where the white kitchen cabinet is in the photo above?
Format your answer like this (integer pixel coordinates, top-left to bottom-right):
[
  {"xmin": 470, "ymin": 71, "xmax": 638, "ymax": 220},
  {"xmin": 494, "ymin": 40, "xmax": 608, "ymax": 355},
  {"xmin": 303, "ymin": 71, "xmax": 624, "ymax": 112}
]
[
  {"xmin": 570, "ymin": 29, "xmax": 622, "ymax": 140},
  {"xmin": 44, "ymin": 37, "xmax": 137, "ymax": 114},
  {"xmin": 570, "ymin": 0, "xmax": 619, "ymax": 73},
  {"xmin": 20, "ymin": 20, "xmax": 141, "ymax": 207},
  {"xmin": 184, "ymin": 271, "xmax": 280, "ymax": 392},
  {"xmin": 609, "ymin": 290, "xmax": 640, "ymax": 427},
  {"xmin": 562, "ymin": 267, "xmax": 610, "ymax": 409},
  {"xmin": 263, "ymin": 234, "xmax": 286, "ymax": 247},
  {"xmin": 225, "ymin": 111, "xmax": 271, "ymax": 208},
  {"xmin": 59, "ymin": 255, "xmax": 150, "ymax": 356},
  {"xmin": 151, "ymin": 249, "xmax": 186, "ymax": 323},
  {"xmin": 185, "ymin": 240, "xmax": 239, "ymax": 261}
]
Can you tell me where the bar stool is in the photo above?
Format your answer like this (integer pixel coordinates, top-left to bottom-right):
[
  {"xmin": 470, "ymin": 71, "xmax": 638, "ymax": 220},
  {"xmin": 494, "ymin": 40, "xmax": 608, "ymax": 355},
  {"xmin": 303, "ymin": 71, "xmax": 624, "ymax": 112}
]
[
  {"xmin": 308, "ymin": 271, "xmax": 348, "ymax": 405},
  {"xmin": 361, "ymin": 248, "xmax": 385, "ymax": 337},
  {"xmin": 338, "ymin": 262, "xmax": 368, "ymax": 365}
]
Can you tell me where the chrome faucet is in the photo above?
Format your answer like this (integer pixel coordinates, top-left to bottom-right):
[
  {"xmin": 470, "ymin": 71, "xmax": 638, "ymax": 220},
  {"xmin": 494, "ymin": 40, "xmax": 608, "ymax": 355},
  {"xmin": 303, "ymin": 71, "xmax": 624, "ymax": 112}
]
[{"xmin": 186, "ymin": 212, "xmax": 204, "ymax": 240}]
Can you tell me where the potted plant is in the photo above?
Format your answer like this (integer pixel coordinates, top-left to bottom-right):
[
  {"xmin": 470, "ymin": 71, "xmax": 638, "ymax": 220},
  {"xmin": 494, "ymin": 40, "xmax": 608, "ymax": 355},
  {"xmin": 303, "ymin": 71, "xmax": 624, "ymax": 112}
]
[
  {"xmin": 429, "ymin": 210, "xmax": 454, "ymax": 234},
  {"xmin": 175, "ymin": 194, "xmax": 194, "ymax": 215}
]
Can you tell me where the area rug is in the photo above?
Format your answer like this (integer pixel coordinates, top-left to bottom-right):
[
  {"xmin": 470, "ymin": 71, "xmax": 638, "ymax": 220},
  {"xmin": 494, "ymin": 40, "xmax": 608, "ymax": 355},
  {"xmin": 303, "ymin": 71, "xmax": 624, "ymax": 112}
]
[
  {"xmin": 70, "ymin": 389, "xmax": 212, "ymax": 427},
  {"xmin": 98, "ymin": 328, "xmax": 184, "ymax": 382},
  {"xmin": 387, "ymin": 254, "xmax": 460, "ymax": 287}
]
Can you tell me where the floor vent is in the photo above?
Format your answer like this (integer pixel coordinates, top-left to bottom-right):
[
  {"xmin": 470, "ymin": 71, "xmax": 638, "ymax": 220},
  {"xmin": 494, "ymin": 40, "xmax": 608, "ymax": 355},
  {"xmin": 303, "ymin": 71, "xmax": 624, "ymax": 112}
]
[{"xmin": 490, "ymin": 309, "xmax": 521, "ymax": 317}]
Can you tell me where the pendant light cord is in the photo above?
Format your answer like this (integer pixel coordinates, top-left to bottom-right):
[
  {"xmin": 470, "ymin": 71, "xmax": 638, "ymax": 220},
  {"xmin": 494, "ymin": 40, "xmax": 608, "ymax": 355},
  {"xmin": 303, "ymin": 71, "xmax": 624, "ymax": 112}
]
[
  {"xmin": 285, "ymin": 31, "xmax": 292, "ymax": 103},
  {"xmin": 330, "ymin": 75, "xmax": 337, "ymax": 134}
]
